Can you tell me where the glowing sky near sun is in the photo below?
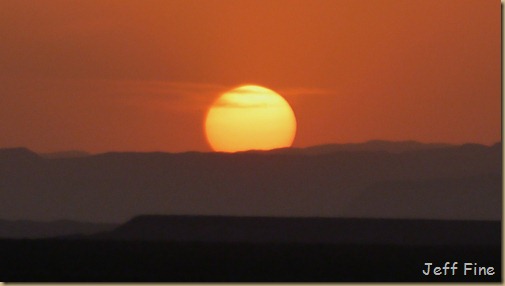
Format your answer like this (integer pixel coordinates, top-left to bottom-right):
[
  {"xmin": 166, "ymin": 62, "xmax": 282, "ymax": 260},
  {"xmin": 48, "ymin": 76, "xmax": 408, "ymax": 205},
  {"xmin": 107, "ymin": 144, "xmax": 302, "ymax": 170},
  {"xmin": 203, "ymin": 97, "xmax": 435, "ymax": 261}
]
[{"xmin": 0, "ymin": 0, "xmax": 500, "ymax": 153}]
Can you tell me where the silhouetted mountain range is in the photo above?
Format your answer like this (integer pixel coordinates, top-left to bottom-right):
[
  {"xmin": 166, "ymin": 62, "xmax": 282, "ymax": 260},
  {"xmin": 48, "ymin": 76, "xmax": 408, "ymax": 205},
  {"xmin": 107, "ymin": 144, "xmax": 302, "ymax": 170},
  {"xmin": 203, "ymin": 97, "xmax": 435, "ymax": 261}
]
[
  {"xmin": 0, "ymin": 147, "xmax": 42, "ymax": 162},
  {"xmin": 246, "ymin": 140, "xmax": 455, "ymax": 155},
  {"xmin": 40, "ymin": 150, "xmax": 91, "ymax": 159},
  {"xmin": 0, "ymin": 141, "xmax": 501, "ymax": 223},
  {"xmin": 94, "ymin": 215, "xmax": 500, "ymax": 246},
  {"xmin": 25, "ymin": 140, "xmax": 458, "ymax": 158}
]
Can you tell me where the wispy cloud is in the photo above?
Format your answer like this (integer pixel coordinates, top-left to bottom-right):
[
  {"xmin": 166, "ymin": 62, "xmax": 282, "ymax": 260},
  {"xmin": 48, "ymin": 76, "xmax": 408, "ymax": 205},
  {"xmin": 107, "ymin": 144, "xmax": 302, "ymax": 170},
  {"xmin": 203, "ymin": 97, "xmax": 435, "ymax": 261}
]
[
  {"xmin": 2, "ymin": 76, "xmax": 331, "ymax": 113},
  {"xmin": 116, "ymin": 80, "xmax": 227, "ymax": 96},
  {"xmin": 111, "ymin": 80, "xmax": 230, "ymax": 112},
  {"xmin": 99, "ymin": 81, "xmax": 334, "ymax": 112},
  {"xmin": 278, "ymin": 87, "xmax": 332, "ymax": 97},
  {"xmin": 213, "ymin": 100, "xmax": 270, "ymax": 109}
]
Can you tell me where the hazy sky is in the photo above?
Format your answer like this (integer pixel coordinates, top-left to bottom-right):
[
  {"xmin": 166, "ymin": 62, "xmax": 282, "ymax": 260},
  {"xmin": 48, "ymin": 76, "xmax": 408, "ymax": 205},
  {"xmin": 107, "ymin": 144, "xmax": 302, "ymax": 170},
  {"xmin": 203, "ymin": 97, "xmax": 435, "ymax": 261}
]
[{"xmin": 0, "ymin": 0, "xmax": 500, "ymax": 153}]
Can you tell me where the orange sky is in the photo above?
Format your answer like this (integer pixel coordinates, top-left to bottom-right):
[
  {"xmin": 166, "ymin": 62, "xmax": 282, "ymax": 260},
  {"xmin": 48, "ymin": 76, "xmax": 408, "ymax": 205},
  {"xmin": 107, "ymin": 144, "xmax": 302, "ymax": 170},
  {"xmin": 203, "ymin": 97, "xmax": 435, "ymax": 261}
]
[{"xmin": 0, "ymin": 0, "xmax": 501, "ymax": 153}]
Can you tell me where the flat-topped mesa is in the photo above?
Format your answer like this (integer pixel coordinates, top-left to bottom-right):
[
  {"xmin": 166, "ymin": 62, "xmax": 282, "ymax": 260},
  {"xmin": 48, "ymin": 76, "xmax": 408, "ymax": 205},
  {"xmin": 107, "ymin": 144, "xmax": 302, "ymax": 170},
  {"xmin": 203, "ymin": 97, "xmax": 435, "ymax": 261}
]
[{"xmin": 100, "ymin": 215, "xmax": 501, "ymax": 246}]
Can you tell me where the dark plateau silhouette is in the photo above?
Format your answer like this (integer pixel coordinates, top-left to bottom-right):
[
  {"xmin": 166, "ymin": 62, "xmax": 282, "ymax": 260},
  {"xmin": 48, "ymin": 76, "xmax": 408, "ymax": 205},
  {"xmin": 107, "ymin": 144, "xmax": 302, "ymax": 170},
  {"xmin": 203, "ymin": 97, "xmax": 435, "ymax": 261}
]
[
  {"xmin": 0, "ymin": 219, "xmax": 117, "ymax": 239},
  {"xmin": 96, "ymin": 215, "xmax": 500, "ymax": 246}
]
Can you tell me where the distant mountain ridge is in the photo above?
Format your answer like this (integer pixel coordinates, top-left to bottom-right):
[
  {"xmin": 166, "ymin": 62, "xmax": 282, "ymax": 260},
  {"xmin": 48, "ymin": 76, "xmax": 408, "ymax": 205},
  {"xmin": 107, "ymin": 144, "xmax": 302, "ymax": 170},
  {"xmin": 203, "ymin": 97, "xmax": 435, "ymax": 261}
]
[
  {"xmin": 0, "ymin": 140, "xmax": 498, "ymax": 158},
  {"xmin": 246, "ymin": 140, "xmax": 456, "ymax": 155},
  {"xmin": 0, "ymin": 147, "xmax": 41, "ymax": 161},
  {"xmin": 93, "ymin": 215, "xmax": 500, "ymax": 246},
  {"xmin": 40, "ymin": 150, "xmax": 91, "ymax": 159},
  {"xmin": 0, "ymin": 140, "xmax": 501, "ymax": 223}
]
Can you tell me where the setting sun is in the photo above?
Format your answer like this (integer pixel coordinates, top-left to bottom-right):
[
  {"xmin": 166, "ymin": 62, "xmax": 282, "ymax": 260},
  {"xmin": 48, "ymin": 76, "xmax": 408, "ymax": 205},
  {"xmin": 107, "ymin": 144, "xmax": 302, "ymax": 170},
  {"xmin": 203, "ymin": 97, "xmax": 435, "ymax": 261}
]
[
  {"xmin": 0, "ymin": 1, "xmax": 500, "ymax": 282},
  {"xmin": 205, "ymin": 85, "xmax": 297, "ymax": 152}
]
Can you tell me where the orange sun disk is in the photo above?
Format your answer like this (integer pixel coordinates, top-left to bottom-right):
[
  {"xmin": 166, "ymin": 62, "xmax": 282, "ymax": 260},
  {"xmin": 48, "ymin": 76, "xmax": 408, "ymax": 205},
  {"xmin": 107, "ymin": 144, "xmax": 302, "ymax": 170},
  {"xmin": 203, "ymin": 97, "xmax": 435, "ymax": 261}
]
[{"xmin": 205, "ymin": 85, "xmax": 297, "ymax": 152}]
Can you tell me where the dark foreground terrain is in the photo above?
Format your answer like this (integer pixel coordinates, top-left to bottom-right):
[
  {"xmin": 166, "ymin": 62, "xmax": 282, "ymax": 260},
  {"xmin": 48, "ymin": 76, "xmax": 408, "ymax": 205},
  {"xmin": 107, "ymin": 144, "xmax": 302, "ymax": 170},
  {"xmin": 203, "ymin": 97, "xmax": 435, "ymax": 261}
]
[
  {"xmin": 0, "ymin": 216, "xmax": 501, "ymax": 282},
  {"xmin": 0, "ymin": 239, "xmax": 500, "ymax": 282}
]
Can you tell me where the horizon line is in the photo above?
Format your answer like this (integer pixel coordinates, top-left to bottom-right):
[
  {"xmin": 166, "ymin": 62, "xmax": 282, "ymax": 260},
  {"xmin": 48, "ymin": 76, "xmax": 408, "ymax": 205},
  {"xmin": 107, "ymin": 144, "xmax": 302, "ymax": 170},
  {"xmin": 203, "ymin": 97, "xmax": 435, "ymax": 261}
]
[{"xmin": 0, "ymin": 139, "xmax": 501, "ymax": 156}]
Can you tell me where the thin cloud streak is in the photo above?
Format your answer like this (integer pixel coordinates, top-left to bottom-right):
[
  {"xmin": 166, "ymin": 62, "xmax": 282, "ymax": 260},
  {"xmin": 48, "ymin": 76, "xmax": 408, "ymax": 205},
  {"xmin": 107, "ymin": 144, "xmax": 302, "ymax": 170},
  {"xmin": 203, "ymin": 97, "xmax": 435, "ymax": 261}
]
[
  {"xmin": 213, "ymin": 101, "xmax": 270, "ymax": 109},
  {"xmin": 279, "ymin": 87, "xmax": 332, "ymax": 97}
]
